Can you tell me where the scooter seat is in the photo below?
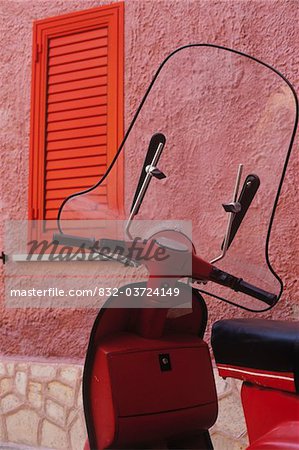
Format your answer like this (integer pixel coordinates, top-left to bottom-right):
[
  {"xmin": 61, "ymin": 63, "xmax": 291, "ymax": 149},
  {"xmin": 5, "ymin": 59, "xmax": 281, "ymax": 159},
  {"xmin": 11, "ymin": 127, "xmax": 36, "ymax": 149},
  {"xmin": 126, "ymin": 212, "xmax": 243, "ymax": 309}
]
[{"xmin": 211, "ymin": 319, "xmax": 299, "ymax": 393}]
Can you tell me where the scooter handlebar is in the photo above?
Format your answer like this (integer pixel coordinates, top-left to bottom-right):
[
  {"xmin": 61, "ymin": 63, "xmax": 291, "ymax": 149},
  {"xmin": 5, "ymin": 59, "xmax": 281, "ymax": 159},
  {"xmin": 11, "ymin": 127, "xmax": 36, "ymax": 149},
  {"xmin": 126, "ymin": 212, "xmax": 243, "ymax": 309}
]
[
  {"xmin": 209, "ymin": 267, "xmax": 277, "ymax": 306},
  {"xmin": 52, "ymin": 233, "xmax": 277, "ymax": 306}
]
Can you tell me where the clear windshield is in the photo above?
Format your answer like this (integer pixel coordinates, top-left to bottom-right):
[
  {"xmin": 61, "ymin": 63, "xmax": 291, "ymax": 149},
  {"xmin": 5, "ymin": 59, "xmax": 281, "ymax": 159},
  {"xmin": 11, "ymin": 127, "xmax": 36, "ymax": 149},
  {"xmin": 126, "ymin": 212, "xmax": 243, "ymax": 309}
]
[{"xmin": 59, "ymin": 45, "xmax": 297, "ymax": 311}]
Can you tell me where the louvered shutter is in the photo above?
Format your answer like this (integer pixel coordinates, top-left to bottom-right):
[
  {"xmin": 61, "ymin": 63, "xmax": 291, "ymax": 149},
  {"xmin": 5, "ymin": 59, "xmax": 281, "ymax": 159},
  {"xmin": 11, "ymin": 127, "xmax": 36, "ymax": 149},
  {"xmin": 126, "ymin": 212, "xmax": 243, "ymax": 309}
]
[{"xmin": 29, "ymin": 4, "xmax": 124, "ymax": 222}]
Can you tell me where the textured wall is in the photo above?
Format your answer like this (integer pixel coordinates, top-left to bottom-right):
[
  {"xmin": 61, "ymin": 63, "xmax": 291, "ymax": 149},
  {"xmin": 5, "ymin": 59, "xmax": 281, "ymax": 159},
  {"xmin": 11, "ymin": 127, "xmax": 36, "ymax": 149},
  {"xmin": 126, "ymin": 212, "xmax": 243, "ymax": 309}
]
[{"xmin": 0, "ymin": 0, "xmax": 298, "ymax": 359}]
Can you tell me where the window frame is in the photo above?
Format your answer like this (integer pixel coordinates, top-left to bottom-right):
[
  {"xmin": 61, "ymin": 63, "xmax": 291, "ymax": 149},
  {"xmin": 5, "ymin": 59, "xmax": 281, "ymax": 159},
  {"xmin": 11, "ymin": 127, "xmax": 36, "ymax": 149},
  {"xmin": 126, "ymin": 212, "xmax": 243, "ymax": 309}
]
[{"xmin": 28, "ymin": 2, "xmax": 124, "ymax": 222}]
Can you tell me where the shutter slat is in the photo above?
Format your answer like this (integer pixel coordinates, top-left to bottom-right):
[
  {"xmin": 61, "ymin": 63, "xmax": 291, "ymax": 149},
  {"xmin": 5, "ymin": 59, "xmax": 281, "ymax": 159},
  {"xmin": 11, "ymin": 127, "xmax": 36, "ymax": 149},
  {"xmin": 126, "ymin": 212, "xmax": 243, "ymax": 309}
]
[
  {"xmin": 49, "ymin": 47, "xmax": 107, "ymax": 67},
  {"xmin": 45, "ymin": 210, "xmax": 108, "ymax": 220},
  {"xmin": 48, "ymin": 115, "xmax": 107, "ymax": 132},
  {"xmin": 46, "ymin": 176, "xmax": 105, "ymax": 190},
  {"xmin": 48, "ymin": 85, "xmax": 107, "ymax": 104},
  {"xmin": 46, "ymin": 186, "xmax": 107, "ymax": 200},
  {"xmin": 49, "ymin": 37, "xmax": 108, "ymax": 57},
  {"xmin": 47, "ymin": 166, "xmax": 106, "ymax": 181},
  {"xmin": 47, "ymin": 155, "xmax": 106, "ymax": 170},
  {"xmin": 48, "ymin": 75, "xmax": 108, "ymax": 94},
  {"xmin": 48, "ymin": 66, "xmax": 107, "ymax": 84},
  {"xmin": 47, "ymin": 96, "xmax": 107, "ymax": 113},
  {"xmin": 47, "ymin": 146, "xmax": 107, "ymax": 161},
  {"xmin": 47, "ymin": 135, "xmax": 107, "ymax": 151},
  {"xmin": 46, "ymin": 196, "xmax": 107, "ymax": 211},
  {"xmin": 48, "ymin": 56, "xmax": 108, "ymax": 76},
  {"xmin": 48, "ymin": 105, "xmax": 107, "ymax": 122},
  {"xmin": 49, "ymin": 28, "xmax": 108, "ymax": 49},
  {"xmin": 47, "ymin": 125, "xmax": 107, "ymax": 141}
]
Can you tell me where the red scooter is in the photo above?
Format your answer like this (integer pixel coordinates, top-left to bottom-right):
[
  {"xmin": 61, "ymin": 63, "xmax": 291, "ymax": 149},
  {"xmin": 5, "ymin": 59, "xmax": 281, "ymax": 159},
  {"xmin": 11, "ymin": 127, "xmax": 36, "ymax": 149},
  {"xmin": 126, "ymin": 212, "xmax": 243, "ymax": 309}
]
[{"xmin": 55, "ymin": 45, "xmax": 299, "ymax": 449}]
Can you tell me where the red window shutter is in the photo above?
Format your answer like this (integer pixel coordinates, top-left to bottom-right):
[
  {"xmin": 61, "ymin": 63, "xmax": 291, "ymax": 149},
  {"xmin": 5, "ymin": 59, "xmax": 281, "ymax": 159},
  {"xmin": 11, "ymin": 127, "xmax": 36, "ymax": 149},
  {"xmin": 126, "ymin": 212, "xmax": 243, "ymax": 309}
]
[{"xmin": 29, "ymin": 3, "xmax": 124, "ymax": 222}]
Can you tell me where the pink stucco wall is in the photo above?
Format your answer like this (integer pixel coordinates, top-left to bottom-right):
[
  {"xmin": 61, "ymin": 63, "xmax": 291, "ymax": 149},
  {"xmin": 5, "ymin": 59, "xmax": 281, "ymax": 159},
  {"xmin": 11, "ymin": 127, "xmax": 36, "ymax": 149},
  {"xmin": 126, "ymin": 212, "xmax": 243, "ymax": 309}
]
[{"xmin": 0, "ymin": 0, "xmax": 298, "ymax": 358}]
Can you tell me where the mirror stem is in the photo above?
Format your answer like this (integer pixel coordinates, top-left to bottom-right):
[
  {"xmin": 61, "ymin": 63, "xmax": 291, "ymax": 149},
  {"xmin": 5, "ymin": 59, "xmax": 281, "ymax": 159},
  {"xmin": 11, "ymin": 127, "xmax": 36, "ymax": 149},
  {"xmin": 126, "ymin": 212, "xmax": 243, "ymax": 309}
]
[
  {"xmin": 126, "ymin": 140, "xmax": 165, "ymax": 239},
  {"xmin": 210, "ymin": 163, "xmax": 243, "ymax": 264}
]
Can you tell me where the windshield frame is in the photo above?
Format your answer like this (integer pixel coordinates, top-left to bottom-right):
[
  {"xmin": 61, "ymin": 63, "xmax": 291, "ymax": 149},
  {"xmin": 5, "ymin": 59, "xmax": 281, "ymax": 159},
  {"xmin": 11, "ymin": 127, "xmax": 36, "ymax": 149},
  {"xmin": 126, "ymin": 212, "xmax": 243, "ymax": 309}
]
[{"xmin": 57, "ymin": 43, "xmax": 299, "ymax": 312}]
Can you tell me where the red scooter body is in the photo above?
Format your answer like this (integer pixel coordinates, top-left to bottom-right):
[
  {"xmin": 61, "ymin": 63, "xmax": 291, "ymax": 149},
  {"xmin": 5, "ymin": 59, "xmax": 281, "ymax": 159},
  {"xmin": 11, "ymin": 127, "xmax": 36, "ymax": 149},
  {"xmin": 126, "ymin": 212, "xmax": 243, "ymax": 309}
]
[
  {"xmin": 81, "ymin": 244, "xmax": 299, "ymax": 450},
  {"xmin": 83, "ymin": 282, "xmax": 217, "ymax": 449}
]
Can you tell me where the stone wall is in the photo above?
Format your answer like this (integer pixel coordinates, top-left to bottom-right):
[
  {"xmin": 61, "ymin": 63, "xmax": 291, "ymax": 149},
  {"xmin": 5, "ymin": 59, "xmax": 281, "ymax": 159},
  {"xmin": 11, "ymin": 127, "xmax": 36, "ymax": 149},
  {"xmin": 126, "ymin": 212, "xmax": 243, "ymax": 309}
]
[
  {"xmin": 0, "ymin": 358, "xmax": 85, "ymax": 449},
  {"xmin": 0, "ymin": 357, "xmax": 248, "ymax": 450}
]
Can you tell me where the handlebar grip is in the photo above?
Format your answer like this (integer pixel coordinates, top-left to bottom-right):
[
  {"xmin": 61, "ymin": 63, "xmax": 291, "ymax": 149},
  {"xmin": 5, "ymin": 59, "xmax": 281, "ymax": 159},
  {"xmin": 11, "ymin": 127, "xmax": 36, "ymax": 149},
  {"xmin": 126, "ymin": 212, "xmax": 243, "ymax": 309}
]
[
  {"xmin": 53, "ymin": 233, "xmax": 96, "ymax": 249},
  {"xmin": 99, "ymin": 238, "xmax": 127, "ymax": 250},
  {"xmin": 235, "ymin": 279, "xmax": 277, "ymax": 306},
  {"xmin": 210, "ymin": 267, "xmax": 277, "ymax": 306}
]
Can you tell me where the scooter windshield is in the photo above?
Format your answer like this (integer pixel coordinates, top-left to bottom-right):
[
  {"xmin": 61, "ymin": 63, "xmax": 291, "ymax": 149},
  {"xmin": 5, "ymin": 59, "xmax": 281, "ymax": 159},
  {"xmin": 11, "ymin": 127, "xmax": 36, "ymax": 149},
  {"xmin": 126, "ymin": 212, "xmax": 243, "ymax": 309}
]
[{"xmin": 59, "ymin": 45, "xmax": 297, "ymax": 311}]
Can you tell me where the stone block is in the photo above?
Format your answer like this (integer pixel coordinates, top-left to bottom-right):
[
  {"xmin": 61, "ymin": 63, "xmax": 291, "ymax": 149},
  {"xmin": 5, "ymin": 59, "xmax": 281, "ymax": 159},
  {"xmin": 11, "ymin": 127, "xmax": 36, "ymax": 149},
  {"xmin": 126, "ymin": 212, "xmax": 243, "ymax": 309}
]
[
  {"xmin": 31, "ymin": 364, "xmax": 56, "ymax": 380},
  {"xmin": 28, "ymin": 381, "xmax": 42, "ymax": 409},
  {"xmin": 70, "ymin": 416, "xmax": 87, "ymax": 450},
  {"xmin": 0, "ymin": 417, "xmax": 6, "ymax": 440},
  {"xmin": 0, "ymin": 363, "xmax": 6, "ymax": 376},
  {"xmin": 6, "ymin": 409, "xmax": 39, "ymax": 446},
  {"xmin": 67, "ymin": 408, "xmax": 77, "ymax": 426},
  {"xmin": 47, "ymin": 381, "xmax": 75, "ymax": 407},
  {"xmin": 6, "ymin": 364, "xmax": 14, "ymax": 377},
  {"xmin": 0, "ymin": 378, "xmax": 13, "ymax": 396},
  {"xmin": 15, "ymin": 371, "xmax": 27, "ymax": 396},
  {"xmin": 41, "ymin": 419, "xmax": 68, "ymax": 450},
  {"xmin": 45, "ymin": 399, "xmax": 66, "ymax": 426},
  {"xmin": 1, "ymin": 394, "xmax": 21, "ymax": 413},
  {"xmin": 60, "ymin": 366, "xmax": 80, "ymax": 385},
  {"xmin": 16, "ymin": 363, "xmax": 28, "ymax": 371},
  {"xmin": 76, "ymin": 380, "xmax": 83, "ymax": 408}
]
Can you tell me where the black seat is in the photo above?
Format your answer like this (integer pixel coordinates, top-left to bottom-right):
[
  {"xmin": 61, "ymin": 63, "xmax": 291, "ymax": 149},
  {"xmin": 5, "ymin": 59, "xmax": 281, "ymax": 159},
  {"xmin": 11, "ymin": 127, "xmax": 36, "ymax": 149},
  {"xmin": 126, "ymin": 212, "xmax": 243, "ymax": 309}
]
[{"xmin": 211, "ymin": 319, "xmax": 299, "ymax": 393}]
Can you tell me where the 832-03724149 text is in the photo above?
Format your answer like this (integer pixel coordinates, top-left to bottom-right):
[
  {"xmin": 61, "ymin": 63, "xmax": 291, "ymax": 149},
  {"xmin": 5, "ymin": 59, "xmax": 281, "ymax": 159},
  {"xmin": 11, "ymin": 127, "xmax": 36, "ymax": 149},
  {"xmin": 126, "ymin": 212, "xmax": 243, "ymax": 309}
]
[{"xmin": 9, "ymin": 286, "xmax": 181, "ymax": 298}]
